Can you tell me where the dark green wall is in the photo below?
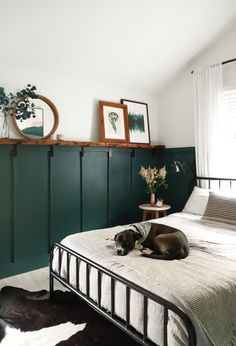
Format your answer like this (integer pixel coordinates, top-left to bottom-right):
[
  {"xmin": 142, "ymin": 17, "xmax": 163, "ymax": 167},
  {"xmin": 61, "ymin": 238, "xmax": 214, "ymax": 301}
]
[
  {"xmin": 82, "ymin": 147, "xmax": 108, "ymax": 231},
  {"xmin": 158, "ymin": 147, "xmax": 196, "ymax": 213},
  {"xmin": 0, "ymin": 146, "xmax": 12, "ymax": 267},
  {"xmin": 0, "ymin": 145, "xmax": 195, "ymax": 279},
  {"xmin": 50, "ymin": 146, "xmax": 81, "ymax": 243},
  {"xmin": 14, "ymin": 146, "xmax": 49, "ymax": 261}
]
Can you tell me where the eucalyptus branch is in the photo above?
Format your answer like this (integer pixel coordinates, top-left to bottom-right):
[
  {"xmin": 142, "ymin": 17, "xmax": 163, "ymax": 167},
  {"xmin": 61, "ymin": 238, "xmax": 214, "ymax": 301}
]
[{"xmin": 0, "ymin": 84, "xmax": 38, "ymax": 121}]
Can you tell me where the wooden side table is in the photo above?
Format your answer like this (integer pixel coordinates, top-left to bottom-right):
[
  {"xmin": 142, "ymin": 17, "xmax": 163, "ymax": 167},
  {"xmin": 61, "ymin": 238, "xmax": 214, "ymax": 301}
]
[{"xmin": 139, "ymin": 204, "xmax": 171, "ymax": 221}]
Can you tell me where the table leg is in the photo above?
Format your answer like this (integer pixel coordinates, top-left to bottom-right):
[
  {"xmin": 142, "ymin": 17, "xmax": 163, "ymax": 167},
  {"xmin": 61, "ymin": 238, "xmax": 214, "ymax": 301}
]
[
  {"xmin": 163, "ymin": 210, "xmax": 167, "ymax": 217},
  {"xmin": 142, "ymin": 210, "xmax": 148, "ymax": 221},
  {"xmin": 154, "ymin": 211, "xmax": 160, "ymax": 219}
]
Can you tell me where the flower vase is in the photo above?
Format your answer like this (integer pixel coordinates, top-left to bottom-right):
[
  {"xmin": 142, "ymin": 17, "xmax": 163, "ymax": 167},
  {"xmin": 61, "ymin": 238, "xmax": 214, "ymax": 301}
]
[
  {"xmin": 150, "ymin": 193, "xmax": 155, "ymax": 207},
  {"xmin": 1, "ymin": 114, "xmax": 9, "ymax": 138}
]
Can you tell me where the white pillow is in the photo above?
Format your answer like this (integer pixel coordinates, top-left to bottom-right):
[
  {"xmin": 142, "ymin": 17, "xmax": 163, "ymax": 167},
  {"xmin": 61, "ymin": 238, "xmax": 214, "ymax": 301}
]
[{"xmin": 183, "ymin": 186, "xmax": 209, "ymax": 215}]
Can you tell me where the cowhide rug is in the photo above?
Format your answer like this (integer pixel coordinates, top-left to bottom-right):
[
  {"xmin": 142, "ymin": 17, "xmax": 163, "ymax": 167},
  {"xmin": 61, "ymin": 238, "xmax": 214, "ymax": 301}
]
[{"xmin": 0, "ymin": 286, "xmax": 139, "ymax": 345}]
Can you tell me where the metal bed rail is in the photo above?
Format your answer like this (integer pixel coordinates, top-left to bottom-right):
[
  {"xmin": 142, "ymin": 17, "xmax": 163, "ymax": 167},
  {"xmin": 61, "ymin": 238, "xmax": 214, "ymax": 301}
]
[
  {"xmin": 196, "ymin": 176, "xmax": 236, "ymax": 190},
  {"xmin": 50, "ymin": 242, "xmax": 196, "ymax": 346}
]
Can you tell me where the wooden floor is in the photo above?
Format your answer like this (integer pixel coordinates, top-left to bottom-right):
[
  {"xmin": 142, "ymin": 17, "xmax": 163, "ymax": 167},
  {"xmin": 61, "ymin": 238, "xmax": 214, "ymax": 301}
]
[{"xmin": 0, "ymin": 267, "xmax": 65, "ymax": 291}]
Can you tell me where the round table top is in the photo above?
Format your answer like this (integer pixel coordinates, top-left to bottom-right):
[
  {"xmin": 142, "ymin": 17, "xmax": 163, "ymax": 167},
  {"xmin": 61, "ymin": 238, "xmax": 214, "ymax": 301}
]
[{"xmin": 139, "ymin": 204, "xmax": 171, "ymax": 211}]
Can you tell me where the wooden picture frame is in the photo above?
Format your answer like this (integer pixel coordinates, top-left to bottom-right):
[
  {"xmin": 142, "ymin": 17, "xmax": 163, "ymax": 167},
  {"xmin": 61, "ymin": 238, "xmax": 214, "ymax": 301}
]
[
  {"xmin": 99, "ymin": 101, "xmax": 130, "ymax": 143},
  {"xmin": 121, "ymin": 99, "xmax": 150, "ymax": 144},
  {"xmin": 12, "ymin": 94, "xmax": 59, "ymax": 141}
]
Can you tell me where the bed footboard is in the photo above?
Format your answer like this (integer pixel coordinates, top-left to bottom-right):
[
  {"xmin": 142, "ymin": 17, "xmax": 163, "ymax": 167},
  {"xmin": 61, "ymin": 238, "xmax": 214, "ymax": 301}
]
[{"xmin": 49, "ymin": 243, "xmax": 196, "ymax": 346}]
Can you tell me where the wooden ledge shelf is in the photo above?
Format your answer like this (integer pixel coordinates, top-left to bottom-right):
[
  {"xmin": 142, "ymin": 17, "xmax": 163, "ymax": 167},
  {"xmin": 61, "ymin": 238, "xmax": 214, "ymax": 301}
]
[{"xmin": 0, "ymin": 138, "xmax": 165, "ymax": 149}]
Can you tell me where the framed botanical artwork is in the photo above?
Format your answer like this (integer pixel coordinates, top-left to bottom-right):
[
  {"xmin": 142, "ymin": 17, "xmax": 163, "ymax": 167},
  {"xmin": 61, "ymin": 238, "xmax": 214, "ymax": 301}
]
[
  {"xmin": 99, "ymin": 101, "xmax": 130, "ymax": 143},
  {"xmin": 17, "ymin": 107, "xmax": 44, "ymax": 138},
  {"xmin": 121, "ymin": 99, "xmax": 150, "ymax": 144}
]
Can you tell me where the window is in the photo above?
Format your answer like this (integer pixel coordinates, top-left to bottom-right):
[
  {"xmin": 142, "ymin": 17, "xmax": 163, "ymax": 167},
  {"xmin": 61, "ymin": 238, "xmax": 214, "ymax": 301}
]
[
  {"xmin": 223, "ymin": 89, "xmax": 236, "ymax": 140},
  {"xmin": 221, "ymin": 63, "xmax": 236, "ymax": 178},
  {"xmin": 194, "ymin": 63, "xmax": 236, "ymax": 179}
]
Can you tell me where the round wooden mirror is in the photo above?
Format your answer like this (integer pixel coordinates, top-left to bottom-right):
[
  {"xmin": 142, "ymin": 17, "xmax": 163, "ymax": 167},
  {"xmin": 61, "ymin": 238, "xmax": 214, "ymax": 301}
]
[{"xmin": 12, "ymin": 94, "xmax": 59, "ymax": 140}]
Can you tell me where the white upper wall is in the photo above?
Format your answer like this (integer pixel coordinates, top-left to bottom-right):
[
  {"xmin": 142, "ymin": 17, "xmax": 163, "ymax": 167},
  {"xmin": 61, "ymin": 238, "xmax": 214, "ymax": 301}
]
[
  {"xmin": 1, "ymin": 0, "xmax": 236, "ymax": 143},
  {"xmin": 3, "ymin": 71, "xmax": 159, "ymax": 142},
  {"xmin": 158, "ymin": 23, "xmax": 236, "ymax": 148},
  {"xmin": 1, "ymin": 0, "xmax": 236, "ymax": 94}
]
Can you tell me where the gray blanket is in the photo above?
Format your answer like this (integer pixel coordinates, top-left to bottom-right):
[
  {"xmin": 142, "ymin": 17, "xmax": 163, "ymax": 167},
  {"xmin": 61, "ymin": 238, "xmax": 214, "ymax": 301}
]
[{"xmin": 156, "ymin": 214, "xmax": 236, "ymax": 346}]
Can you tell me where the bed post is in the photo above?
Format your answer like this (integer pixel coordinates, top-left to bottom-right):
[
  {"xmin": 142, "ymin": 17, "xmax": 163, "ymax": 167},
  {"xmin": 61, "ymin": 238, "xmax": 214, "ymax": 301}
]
[{"xmin": 49, "ymin": 245, "xmax": 54, "ymax": 301}]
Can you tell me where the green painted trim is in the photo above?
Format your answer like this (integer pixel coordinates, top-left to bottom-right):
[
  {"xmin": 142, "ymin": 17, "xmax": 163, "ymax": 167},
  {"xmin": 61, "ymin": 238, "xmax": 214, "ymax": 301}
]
[
  {"xmin": 0, "ymin": 145, "xmax": 13, "ymax": 151},
  {"xmin": 16, "ymin": 145, "xmax": 50, "ymax": 153},
  {"xmin": 83, "ymin": 147, "xmax": 108, "ymax": 153},
  {"xmin": 53, "ymin": 146, "xmax": 81, "ymax": 153},
  {"xmin": 163, "ymin": 147, "xmax": 195, "ymax": 153},
  {"xmin": 108, "ymin": 147, "xmax": 132, "ymax": 154}
]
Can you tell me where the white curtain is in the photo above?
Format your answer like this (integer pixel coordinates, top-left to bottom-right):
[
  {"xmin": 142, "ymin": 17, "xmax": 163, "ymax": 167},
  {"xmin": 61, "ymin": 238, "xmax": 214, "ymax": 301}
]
[{"xmin": 194, "ymin": 63, "xmax": 224, "ymax": 178}]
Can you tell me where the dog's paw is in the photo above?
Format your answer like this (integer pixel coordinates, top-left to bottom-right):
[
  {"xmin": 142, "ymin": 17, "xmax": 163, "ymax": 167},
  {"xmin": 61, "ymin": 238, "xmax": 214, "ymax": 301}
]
[
  {"xmin": 141, "ymin": 248, "xmax": 153, "ymax": 255},
  {"xmin": 134, "ymin": 240, "xmax": 143, "ymax": 251}
]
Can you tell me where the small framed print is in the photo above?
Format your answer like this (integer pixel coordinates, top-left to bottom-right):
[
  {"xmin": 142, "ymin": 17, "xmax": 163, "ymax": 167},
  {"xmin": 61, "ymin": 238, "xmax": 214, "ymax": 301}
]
[
  {"xmin": 17, "ymin": 107, "xmax": 44, "ymax": 138},
  {"xmin": 99, "ymin": 101, "xmax": 130, "ymax": 143},
  {"xmin": 121, "ymin": 99, "xmax": 150, "ymax": 144}
]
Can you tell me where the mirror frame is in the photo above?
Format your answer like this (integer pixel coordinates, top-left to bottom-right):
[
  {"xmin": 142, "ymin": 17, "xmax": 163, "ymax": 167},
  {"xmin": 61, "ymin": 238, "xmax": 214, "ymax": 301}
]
[{"xmin": 12, "ymin": 94, "xmax": 59, "ymax": 140}]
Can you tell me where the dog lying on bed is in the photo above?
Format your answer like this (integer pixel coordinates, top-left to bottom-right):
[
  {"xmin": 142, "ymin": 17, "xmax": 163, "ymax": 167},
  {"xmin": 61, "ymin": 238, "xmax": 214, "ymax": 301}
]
[{"xmin": 113, "ymin": 222, "xmax": 189, "ymax": 260}]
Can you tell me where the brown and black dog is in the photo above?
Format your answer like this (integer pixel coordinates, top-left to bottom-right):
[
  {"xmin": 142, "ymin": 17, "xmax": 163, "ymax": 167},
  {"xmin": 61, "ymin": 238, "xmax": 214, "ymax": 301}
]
[{"xmin": 114, "ymin": 223, "xmax": 189, "ymax": 260}]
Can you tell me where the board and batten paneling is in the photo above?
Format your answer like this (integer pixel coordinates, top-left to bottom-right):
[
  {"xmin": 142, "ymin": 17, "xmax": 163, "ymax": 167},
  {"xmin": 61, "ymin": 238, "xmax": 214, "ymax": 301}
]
[
  {"xmin": 0, "ymin": 145, "xmax": 12, "ymax": 265},
  {"xmin": 0, "ymin": 144, "xmax": 195, "ymax": 279},
  {"xmin": 82, "ymin": 147, "xmax": 108, "ymax": 231},
  {"xmin": 13, "ymin": 145, "xmax": 50, "ymax": 261},
  {"xmin": 108, "ymin": 148, "xmax": 133, "ymax": 227},
  {"xmin": 50, "ymin": 146, "xmax": 81, "ymax": 244}
]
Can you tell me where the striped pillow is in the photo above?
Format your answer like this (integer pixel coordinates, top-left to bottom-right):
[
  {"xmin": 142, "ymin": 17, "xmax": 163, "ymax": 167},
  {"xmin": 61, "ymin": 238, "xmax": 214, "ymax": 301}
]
[{"xmin": 202, "ymin": 192, "xmax": 236, "ymax": 225}]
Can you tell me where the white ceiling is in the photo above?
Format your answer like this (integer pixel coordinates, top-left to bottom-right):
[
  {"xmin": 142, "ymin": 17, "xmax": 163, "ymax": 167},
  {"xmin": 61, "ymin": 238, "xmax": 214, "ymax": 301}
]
[{"xmin": 1, "ymin": 0, "xmax": 236, "ymax": 95}]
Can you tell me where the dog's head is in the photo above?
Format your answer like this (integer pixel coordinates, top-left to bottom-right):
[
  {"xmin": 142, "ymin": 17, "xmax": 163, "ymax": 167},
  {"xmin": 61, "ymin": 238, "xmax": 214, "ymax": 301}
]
[{"xmin": 113, "ymin": 229, "xmax": 140, "ymax": 256}]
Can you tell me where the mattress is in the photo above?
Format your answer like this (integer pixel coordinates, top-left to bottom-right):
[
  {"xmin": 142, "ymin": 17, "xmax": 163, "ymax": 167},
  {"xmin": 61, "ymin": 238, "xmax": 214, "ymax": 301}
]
[{"xmin": 52, "ymin": 212, "xmax": 236, "ymax": 346}]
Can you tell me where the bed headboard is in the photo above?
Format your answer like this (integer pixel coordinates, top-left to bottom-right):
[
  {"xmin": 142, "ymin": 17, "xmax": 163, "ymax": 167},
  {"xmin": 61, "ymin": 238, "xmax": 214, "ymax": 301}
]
[{"xmin": 196, "ymin": 176, "xmax": 236, "ymax": 191}]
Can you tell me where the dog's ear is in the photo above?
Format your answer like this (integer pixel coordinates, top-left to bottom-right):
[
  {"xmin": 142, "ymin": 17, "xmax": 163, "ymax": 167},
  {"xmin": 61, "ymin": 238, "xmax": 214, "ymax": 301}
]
[
  {"xmin": 114, "ymin": 234, "xmax": 118, "ymax": 242},
  {"xmin": 126, "ymin": 229, "xmax": 141, "ymax": 240}
]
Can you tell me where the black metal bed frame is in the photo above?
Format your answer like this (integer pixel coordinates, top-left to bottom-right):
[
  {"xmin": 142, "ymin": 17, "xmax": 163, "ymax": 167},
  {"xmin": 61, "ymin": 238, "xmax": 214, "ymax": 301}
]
[
  {"xmin": 49, "ymin": 176, "xmax": 236, "ymax": 346},
  {"xmin": 196, "ymin": 176, "xmax": 236, "ymax": 189},
  {"xmin": 49, "ymin": 243, "xmax": 196, "ymax": 346}
]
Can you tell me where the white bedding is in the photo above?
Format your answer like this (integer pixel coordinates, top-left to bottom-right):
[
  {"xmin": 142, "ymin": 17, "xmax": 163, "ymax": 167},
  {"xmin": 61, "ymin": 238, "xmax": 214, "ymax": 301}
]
[{"xmin": 52, "ymin": 212, "xmax": 236, "ymax": 346}]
